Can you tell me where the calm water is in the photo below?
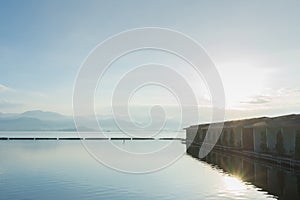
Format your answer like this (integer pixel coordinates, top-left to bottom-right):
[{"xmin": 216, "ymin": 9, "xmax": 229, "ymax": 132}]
[
  {"xmin": 0, "ymin": 136, "xmax": 281, "ymax": 200},
  {"xmin": 188, "ymin": 146, "xmax": 300, "ymax": 200}
]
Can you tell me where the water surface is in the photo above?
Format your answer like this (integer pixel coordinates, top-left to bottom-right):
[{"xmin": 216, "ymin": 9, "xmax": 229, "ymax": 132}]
[{"xmin": 0, "ymin": 139, "xmax": 278, "ymax": 200}]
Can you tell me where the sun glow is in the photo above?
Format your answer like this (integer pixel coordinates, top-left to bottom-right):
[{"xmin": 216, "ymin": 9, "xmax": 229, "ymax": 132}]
[
  {"xmin": 223, "ymin": 175, "xmax": 247, "ymax": 196},
  {"xmin": 217, "ymin": 62, "xmax": 270, "ymax": 109}
]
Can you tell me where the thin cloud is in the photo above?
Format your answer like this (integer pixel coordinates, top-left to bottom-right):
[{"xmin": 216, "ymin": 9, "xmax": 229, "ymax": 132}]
[
  {"xmin": 0, "ymin": 100, "xmax": 23, "ymax": 109},
  {"xmin": 275, "ymin": 87, "xmax": 300, "ymax": 97},
  {"xmin": 240, "ymin": 88, "xmax": 300, "ymax": 105},
  {"xmin": 240, "ymin": 95, "xmax": 271, "ymax": 105},
  {"xmin": 0, "ymin": 84, "xmax": 12, "ymax": 93}
]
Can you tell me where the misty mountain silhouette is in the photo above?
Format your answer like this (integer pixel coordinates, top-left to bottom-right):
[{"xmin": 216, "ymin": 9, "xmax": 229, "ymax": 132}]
[
  {"xmin": 0, "ymin": 110, "xmax": 182, "ymax": 131},
  {"xmin": 0, "ymin": 110, "xmax": 75, "ymax": 131}
]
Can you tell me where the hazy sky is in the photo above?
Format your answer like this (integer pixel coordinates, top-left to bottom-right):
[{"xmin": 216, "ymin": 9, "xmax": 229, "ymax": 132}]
[{"xmin": 1, "ymin": 0, "xmax": 300, "ymax": 121}]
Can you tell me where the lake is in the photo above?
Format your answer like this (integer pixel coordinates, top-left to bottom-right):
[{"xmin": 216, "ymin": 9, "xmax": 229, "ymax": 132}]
[{"xmin": 0, "ymin": 131, "xmax": 286, "ymax": 200}]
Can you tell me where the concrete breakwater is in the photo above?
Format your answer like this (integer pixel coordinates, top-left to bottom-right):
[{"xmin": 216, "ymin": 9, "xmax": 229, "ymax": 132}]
[{"xmin": 185, "ymin": 114, "xmax": 300, "ymax": 168}]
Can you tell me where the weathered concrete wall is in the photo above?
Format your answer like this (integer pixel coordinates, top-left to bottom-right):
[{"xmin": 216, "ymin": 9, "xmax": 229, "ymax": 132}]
[
  {"xmin": 221, "ymin": 128, "xmax": 230, "ymax": 146},
  {"xmin": 256, "ymin": 127, "xmax": 295, "ymax": 156},
  {"xmin": 232, "ymin": 127, "xmax": 242, "ymax": 148},
  {"xmin": 186, "ymin": 126, "xmax": 198, "ymax": 147},
  {"xmin": 253, "ymin": 127, "xmax": 267, "ymax": 153},
  {"xmin": 198, "ymin": 128, "xmax": 205, "ymax": 143},
  {"xmin": 266, "ymin": 127, "xmax": 281, "ymax": 154},
  {"xmin": 242, "ymin": 128, "xmax": 254, "ymax": 151},
  {"xmin": 282, "ymin": 127, "xmax": 295, "ymax": 156},
  {"xmin": 205, "ymin": 128, "xmax": 216, "ymax": 144},
  {"xmin": 186, "ymin": 114, "xmax": 300, "ymax": 158}
]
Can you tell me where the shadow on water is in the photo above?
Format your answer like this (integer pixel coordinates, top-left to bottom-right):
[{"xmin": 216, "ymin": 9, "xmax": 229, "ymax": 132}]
[{"xmin": 187, "ymin": 145, "xmax": 300, "ymax": 200}]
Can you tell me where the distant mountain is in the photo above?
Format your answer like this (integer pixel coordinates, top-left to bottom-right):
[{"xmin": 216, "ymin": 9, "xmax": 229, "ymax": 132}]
[
  {"xmin": 0, "ymin": 110, "xmax": 75, "ymax": 131},
  {"xmin": 20, "ymin": 110, "xmax": 70, "ymax": 121},
  {"xmin": 0, "ymin": 110, "xmax": 183, "ymax": 131},
  {"xmin": 0, "ymin": 110, "xmax": 122, "ymax": 131},
  {"xmin": 0, "ymin": 117, "xmax": 76, "ymax": 131},
  {"xmin": 0, "ymin": 117, "xmax": 45, "ymax": 131},
  {"xmin": 0, "ymin": 112, "xmax": 19, "ymax": 119}
]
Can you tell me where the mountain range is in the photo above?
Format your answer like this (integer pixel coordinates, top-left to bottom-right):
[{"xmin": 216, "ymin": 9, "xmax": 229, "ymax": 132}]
[
  {"xmin": 0, "ymin": 110, "xmax": 76, "ymax": 131},
  {"xmin": 0, "ymin": 110, "xmax": 183, "ymax": 131}
]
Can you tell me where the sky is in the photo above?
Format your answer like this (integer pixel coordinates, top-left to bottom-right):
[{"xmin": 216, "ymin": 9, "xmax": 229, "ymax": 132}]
[{"xmin": 1, "ymin": 0, "xmax": 300, "ymax": 123}]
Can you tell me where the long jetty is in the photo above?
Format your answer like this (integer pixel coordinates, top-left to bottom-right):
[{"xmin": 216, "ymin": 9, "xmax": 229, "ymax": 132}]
[{"xmin": 0, "ymin": 137, "xmax": 185, "ymax": 141}]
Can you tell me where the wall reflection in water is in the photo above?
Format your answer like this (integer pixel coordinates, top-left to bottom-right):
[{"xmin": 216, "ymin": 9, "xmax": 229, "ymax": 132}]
[{"xmin": 187, "ymin": 146, "xmax": 300, "ymax": 199}]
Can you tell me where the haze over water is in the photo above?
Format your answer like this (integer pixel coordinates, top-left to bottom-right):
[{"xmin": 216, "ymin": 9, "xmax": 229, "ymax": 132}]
[{"xmin": 1, "ymin": 1, "xmax": 300, "ymax": 199}]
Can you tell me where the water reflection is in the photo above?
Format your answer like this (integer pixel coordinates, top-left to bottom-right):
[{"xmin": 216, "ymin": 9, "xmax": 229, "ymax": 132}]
[
  {"xmin": 0, "ymin": 140, "xmax": 278, "ymax": 200},
  {"xmin": 187, "ymin": 146, "xmax": 300, "ymax": 199}
]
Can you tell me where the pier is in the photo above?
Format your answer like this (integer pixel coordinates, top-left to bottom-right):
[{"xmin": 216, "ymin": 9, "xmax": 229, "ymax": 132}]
[{"xmin": 0, "ymin": 137, "xmax": 185, "ymax": 141}]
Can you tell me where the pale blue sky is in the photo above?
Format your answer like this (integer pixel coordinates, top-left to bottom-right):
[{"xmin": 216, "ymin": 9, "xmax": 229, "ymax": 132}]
[{"xmin": 1, "ymin": 0, "xmax": 300, "ymax": 120}]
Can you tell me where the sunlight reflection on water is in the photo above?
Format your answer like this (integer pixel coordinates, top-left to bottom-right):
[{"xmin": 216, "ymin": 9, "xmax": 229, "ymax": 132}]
[{"xmin": 0, "ymin": 139, "xmax": 276, "ymax": 200}]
